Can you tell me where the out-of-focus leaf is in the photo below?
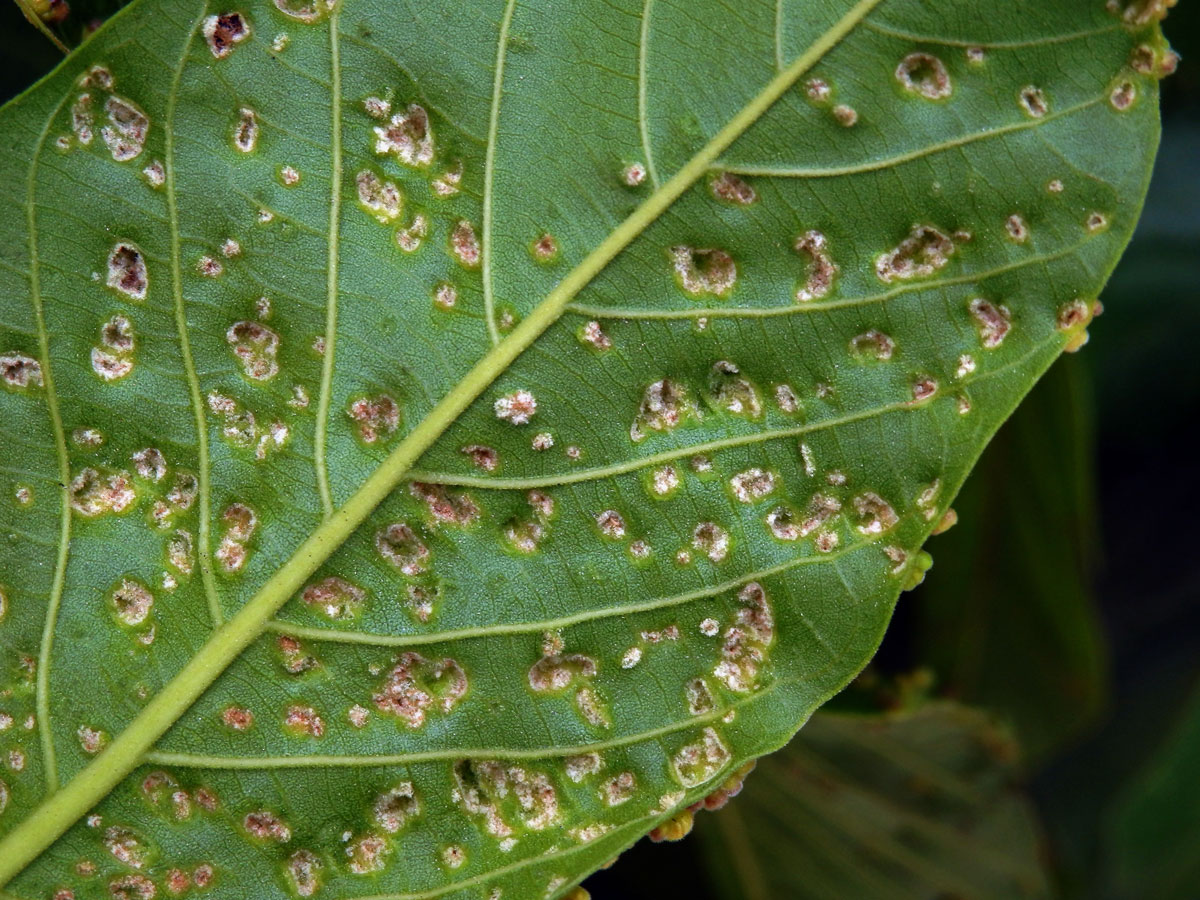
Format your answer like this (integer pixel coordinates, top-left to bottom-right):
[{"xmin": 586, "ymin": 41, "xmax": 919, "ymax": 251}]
[
  {"xmin": 9, "ymin": 0, "xmax": 132, "ymax": 50},
  {"xmin": 1104, "ymin": 683, "xmax": 1200, "ymax": 899},
  {"xmin": 699, "ymin": 703, "xmax": 1053, "ymax": 900},
  {"xmin": 913, "ymin": 356, "xmax": 1106, "ymax": 760}
]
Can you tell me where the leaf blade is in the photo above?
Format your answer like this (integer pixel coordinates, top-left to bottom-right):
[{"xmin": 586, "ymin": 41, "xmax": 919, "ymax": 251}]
[{"xmin": 0, "ymin": 0, "xmax": 1167, "ymax": 896}]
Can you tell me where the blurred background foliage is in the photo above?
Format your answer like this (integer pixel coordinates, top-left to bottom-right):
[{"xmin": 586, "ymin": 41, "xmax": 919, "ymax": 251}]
[{"xmin": 2, "ymin": 3, "xmax": 1196, "ymax": 897}]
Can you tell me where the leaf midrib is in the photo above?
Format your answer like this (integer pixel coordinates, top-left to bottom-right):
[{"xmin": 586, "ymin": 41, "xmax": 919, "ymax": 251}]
[{"xmin": 0, "ymin": 0, "xmax": 888, "ymax": 883}]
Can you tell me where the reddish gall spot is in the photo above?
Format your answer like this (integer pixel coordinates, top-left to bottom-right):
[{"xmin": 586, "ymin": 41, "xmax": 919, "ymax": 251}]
[
  {"xmin": 450, "ymin": 220, "xmax": 480, "ymax": 267},
  {"xmin": 226, "ymin": 321, "xmax": 280, "ymax": 381},
  {"xmin": 347, "ymin": 394, "xmax": 400, "ymax": 443},
  {"xmin": 222, "ymin": 706, "xmax": 254, "ymax": 731},
  {"xmin": 284, "ymin": 705, "xmax": 324, "ymax": 738}
]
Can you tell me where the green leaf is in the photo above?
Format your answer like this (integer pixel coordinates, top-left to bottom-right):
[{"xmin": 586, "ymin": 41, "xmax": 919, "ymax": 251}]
[
  {"xmin": 0, "ymin": 0, "xmax": 1168, "ymax": 896},
  {"xmin": 913, "ymin": 354, "xmax": 1107, "ymax": 761},
  {"xmin": 1105, "ymin": 683, "xmax": 1200, "ymax": 900},
  {"xmin": 698, "ymin": 703, "xmax": 1053, "ymax": 900}
]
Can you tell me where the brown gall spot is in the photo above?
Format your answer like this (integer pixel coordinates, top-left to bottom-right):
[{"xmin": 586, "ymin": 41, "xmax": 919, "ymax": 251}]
[
  {"xmin": 410, "ymin": 482, "xmax": 479, "ymax": 527},
  {"xmin": 374, "ymin": 783, "xmax": 420, "ymax": 832},
  {"xmin": 462, "ymin": 444, "xmax": 499, "ymax": 471},
  {"xmin": 373, "ymin": 652, "xmax": 468, "ymax": 727},
  {"xmin": 274, "ymin": 0, "xmax": 336, "ymax": 22},
  {"xmin": 709, "ymin": 172, "xmax": 757, "ymax": 205},
  {"xmin": 852, "ymin": 492, "xmax": 898, "ymax": 534},
  {"xmin": 233, "ymin": 107, "xmax": 259, "ymax": 152},
  {"xmin": 707, "ymin": 359, "xmax": 761, "ymax": 418},
  {"xmin": 832, "ymin": 104, "xmax": 857, "ymax": 126},
  {"xmin": 1, "ymin": 353, "xmax": 43, "ymax": 390},
  {"xmin": 283, "ymin": 705, "xmax": 324, "ymax": 738},
  {"xmin": 692, "ymin": 521, "xmax": 730, "ymax": 562},
  {"xmin": 431, "ymin": 160, "xmax": 463, "ymax": 196},
  {"xmin": 102, "ymin": 96, "xmax": 149, "ymax": 162},
  {"xmin": 107, "ymin": 243, "xmax": 148, "ymax": 300},
  {"xmin": 969, "ymin": 298, "xmax": 1011, "ymax": 348},
  {"xmin": 910, "ymin": 376, "xmax": 939, "ymax": 404},
  {"xmin": 1018, "ymin": 85, "xmax": 1048, "ymax": 118},
  {"xmin": 622, "ymin": 162, "xmax": 647, "ymax": 186},
  {"xmin": 849, "ymin": 329, "xmax": 895, "ymax": 362},
  {"xmin": 375, "ymin": 522, "xmax": 429, "ymax": 576},
  {"xmin": 72, "ymin": 93, "xmax": 94, "ymax": 145},
  {"xmin": 356, "ymin": 170, "xmax": 402, "ymax": 222},
  {"xmin": 595, "ymin": 510, "xmax": 626, "ymax": 538},
  {"xmin": 530, "ymin": 232, "xmax": 559, "ymax": 262},
  {"xmin": 108, "ymin": 874, "xmax": 156, "ymax": 900},
  {"xmin": 70, "ymin": 468, "xmax": 135, "ymax": 516},
  {"xmin": 432, "ymin": 281, "xmax": 457, "ymax": 310},
  {"xmin": 895, "ymin": 52, "xmax": 952, "ymax": 99},
  {"xmin": 805, "ymin": 78, "xmax": 831, "ymax": 102},
  {"xmin": 1110, "ymin": 80, "xmax": 1137, "ymax": 111},
  {"xmin": 301, "ymin": 576, "xmax": 366, "ymax": 620},
  {"xmin": 494, "ymin": 389, "xmax": 537, "ymax": 424},
  {"xmin": 671, "ymin": 727, "xmax": 731, "ymax": 787},
  {"xmin": 396, "ymin": 214, "xmax": 429, "ymax": 252},
  {"xmin": 222, "ymin": 705, "xmax": 254, "ymax": 731},
  {"xmin": 203, "ymin": 13, "xmax": 251, "ymax": 59},
  {"xmin": 875, "ymin": 225, "xmax": 955, "ymax": 283},
  {"xmin": 794, "ymin": 230, "xmax": 838, "ymax": 301},
  {"xmin": 244, "ymin": 810, "xmax": 291, "ymax": 841},
  {"xmin": 579, "ymin": 320, "xmax": 612, "ymax": 351},
  {"xmin": 284, "ymin": 850, "xmax": 322, "ymax": 898},
  {"xmin": 671, "ymin": 245, "xmax": 737, "ymax": 297},
  {"xmin": 1111, "ymin": 0, "xmax": 1178, "ymax": 25},
  {"xmin": 1005, "ymin": 213, "xmax": 1029, "ymax": 243},
  {"xmin": 729, "ymin": 468, "xmax": 775, "ymax": 503}
]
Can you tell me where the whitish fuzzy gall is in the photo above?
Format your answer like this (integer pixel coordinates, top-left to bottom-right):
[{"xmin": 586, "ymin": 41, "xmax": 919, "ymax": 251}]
[{"xmin": 494, "ymin": 389, "xmax": 537, "ymax": 425}]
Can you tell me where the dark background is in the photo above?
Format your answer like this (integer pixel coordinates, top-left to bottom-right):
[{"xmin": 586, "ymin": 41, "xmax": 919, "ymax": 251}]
[{"xmin": 2, "ymin": 4, "xmax": 1196, "ymax": 897}]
